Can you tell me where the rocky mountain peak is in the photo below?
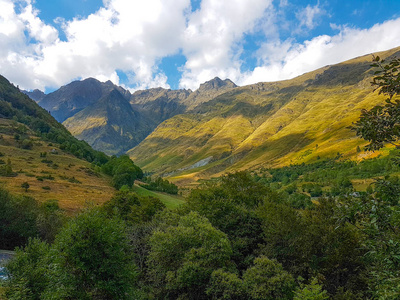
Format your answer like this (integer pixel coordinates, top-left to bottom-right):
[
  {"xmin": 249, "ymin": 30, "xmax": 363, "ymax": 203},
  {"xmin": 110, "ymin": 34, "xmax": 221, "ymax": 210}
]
[
  {"xmin": 23, "ymin": 89, "xmax": 46, "ymax": 102},
  {"xmin": 197, "ymin": 77, "xmax": 237, "ymax": 92}
]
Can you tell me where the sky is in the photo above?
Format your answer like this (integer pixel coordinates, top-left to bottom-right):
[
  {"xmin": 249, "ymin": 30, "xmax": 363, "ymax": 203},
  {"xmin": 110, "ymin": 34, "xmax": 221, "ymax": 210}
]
[{"xmin": 1, "ymin": 0, "xmax": 400, "ymax": 93}]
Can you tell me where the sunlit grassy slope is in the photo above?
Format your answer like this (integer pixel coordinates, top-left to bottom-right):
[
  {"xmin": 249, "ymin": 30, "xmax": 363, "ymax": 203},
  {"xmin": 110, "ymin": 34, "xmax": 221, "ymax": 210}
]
[
  {"xmin": 132, "ymin": 184, "xmax": 185, "ymax": 209},
  {"xmin": 0, "ymin": 119, "xmax": 114, "ymax": 213},
  {"xmin": 128, "ymin": 47, "xmax": 400, "ymax": 185}
]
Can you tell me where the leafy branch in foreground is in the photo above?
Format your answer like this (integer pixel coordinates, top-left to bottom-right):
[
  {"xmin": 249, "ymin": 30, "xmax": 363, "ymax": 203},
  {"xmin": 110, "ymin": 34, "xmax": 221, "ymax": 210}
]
[{"xmin": 352, "ymin": 55, "xmax": 400, "ymax": 150}]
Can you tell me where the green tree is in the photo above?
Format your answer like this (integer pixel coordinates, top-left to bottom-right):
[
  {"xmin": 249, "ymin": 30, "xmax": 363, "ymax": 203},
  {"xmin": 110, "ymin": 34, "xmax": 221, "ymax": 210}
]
[
  {"xmin": 258, "ymin": 198, "xmax": 367, "ymax": 296},
  {"xmin": 0, "ymin": 187, "xmax": 39, "ymax": 249},
  {"xmin": 337, "ymin": 177, "xmax": 400, "ymax": 298},
  {"xmin": 102, "ymin": 155, "xmax": 143, "ymax": 189},
  {"xmin": 44, "ymin": 209, "xmax": 137, "ymax": 299},
  {"xmin": 294, "ymin": 278, "xmax": 328, "ymax": 300},
  {"xmin": 147, "ymin": 211, "xmax": 233, "ymax": 299},
  {"xmin": 4, "ymin": 238, "xmax": 50, "ymax": 300},
  {"xmin": 207, "ymin": 269, "xmax": 246, "ymax": 299},
  {"xmin": 36, "ymin": 199, "xmax": 65, "ymax": 243},
  {"xmin": 353, "ymin": 55, "xmax": 400, "ymax": 150},
  {"xmin": 187, "ymin": 172, "xmax": 271, "ymax": 271},
  {"xmin": 21, "ymin": 181, "xmax": 30, "ymax": 192},
  {"xmin": 103, "ymin": 191, "xmax": 165, "ymax": 224},
  {"xmin": 242, "ymin": 256, "xmax": 295, "ymax": 300}
]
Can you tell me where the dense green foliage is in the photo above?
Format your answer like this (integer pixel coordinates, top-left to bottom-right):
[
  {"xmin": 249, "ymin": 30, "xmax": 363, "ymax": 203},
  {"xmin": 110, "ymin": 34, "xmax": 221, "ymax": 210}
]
[
  {"xmin": 148, "ymin": 211, "xmax": 233, "ymax": 299},
  {"xmin": 103, "ymin": 191, "xmax": 166, "ymax": 224},
  {"xmin": 0, "ymin": 188, "xmax": 39, "ymax": 250},
  {"xmin": 46, "ymin": 209, "xmax": 137, "ymax": 299},
  {"xmin": 353, "ymin": 55, "xmax": 400, "ymax": 150},
  {"xmin": 187, "ymin": 172, "xmax": 269, "ymax": 271},
  {"xmin": 102, "ymin": 155, "xmax": 143, "ymax": 189},
  {"xmin": 0, "ymin": 187, "xmax": 65, "ymax": 250},
  {"xmin": 2, "ymin": 169, "xmax": 400, "ymax": 299},
  {"xmin": 140, "ymin": 176, "xmax": 179, "ymax": 194},
  {"xmin": 3, "ymin": 209, "xmax": 137, "ymax": 299},
  {"xmin": 254, "ymin": 149, "xmax": 400, "ymax": 203}
]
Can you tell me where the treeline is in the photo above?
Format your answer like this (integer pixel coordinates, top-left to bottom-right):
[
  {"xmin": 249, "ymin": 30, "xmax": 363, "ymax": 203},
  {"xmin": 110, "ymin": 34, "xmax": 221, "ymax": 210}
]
[
  {"xmin": 268, "ymin": 149, "xmax": 400, "ymax": 183},
  {"xmin": 140, "ymin": 176, "xmax": 178, "ymax": 194},
  {"xmin": 254, "ymin": 148, "xmax": 400, "ymax": 197},
  {"xmin": 3, "ymin": 171, "xmax": 399, "ymax": 299}
]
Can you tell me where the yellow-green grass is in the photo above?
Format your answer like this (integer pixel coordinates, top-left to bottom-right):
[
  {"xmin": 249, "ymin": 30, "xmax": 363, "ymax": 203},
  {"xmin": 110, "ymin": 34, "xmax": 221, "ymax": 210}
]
[
  {"xmin": 351, "ymin": 178, "xmax": 376, "ymax": 192},
  {"xmin": 128, "ymin": 47, "xmax": 400, "ymax": 185},
  {"xmin": 132, "ymin": 184, "xmax": 185, "ymax": 209},
  {"xmin": 0, "ymin": 121, "xmax": 114, "ymax": 213}
]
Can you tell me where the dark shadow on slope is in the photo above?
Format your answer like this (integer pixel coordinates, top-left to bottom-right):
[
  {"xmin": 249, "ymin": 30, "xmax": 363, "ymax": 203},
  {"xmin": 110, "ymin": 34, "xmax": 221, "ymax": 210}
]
[
  {"xmin": 311, "ymin": 62, "xmax": 372, "ymax": 86},
  {"xmin": 197, "ymin": 133, "xmax": 314, "ymax": 177},
  {"xmin": 190, "ymin": 85, "xmax": 305, "ymax": 119}
]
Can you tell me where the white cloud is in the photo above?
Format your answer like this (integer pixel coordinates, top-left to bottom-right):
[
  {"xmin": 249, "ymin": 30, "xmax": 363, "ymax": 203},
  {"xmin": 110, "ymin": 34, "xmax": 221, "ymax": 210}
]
[
  {"xmin": 295, "ymin": 4, "xmax": 324, "ymax": 32},
  {"xmin": 19, "ymin": 3, "xmax": 58, "ymax": 45},
  {"xmin": 241, "ymin": 18, "xmax": 400, "ymax": 86},
  {"xmin": 179, "ymin": 0, "xmax": 274, "ymax": 89},
  {"xmin": 1, "ymin": 0, "xmax": 400, "ymax": 94},
  {"xmin": 0, "ymin": 0, "xmax": 190, "ymax": 90},
  {"xmin": 279, "ymin": 0, "xmax": 288, "ymax": 8}
]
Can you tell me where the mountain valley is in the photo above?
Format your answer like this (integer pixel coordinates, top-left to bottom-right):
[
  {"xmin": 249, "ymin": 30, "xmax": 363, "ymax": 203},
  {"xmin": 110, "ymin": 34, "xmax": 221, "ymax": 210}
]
[{"xmin": 21, "ymin": 46, "xmax": 400, "ymax": 186}]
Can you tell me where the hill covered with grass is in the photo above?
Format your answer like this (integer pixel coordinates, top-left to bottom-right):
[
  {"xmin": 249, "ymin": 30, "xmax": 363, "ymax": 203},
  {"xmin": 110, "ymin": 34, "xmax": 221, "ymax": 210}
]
[
  {"xmin": 128, "ymin": 47, "xmax": 400, "ymax": 185},
  {"xmin": 0, "ymin": 75, "xmax": 118, "ymax": 212}
]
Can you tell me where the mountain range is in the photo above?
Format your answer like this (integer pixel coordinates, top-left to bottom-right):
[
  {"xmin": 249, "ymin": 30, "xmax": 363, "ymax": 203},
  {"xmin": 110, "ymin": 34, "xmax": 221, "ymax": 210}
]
[
  {"xmin": 25, "ymin": 76, "xmax": 237, "ymax": 156},
  {"xmin": 24, "ymin": 46, "xmax": 400, "ymax": 184}
]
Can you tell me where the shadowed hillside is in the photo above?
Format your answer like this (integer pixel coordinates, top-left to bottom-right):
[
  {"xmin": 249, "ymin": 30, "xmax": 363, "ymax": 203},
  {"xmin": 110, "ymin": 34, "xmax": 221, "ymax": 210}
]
[
  {"xmin": 38, "ymin": 78, "xmax": 131, "ymax": 122},
  {"xmin": 63, "ymin": 89, "xmax": 153, "ymax": 156}
]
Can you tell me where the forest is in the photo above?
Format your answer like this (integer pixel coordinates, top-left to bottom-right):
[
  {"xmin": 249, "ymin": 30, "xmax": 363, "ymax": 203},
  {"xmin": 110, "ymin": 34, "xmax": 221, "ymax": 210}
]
[{"xmin": 1, "ymin": 168, "xmax": 400, "ymax": 299}]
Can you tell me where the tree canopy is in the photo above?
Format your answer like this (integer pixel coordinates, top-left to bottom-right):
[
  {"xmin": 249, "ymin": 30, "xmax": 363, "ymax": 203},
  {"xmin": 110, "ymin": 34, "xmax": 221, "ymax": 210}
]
[{"xmin": 353, "ymin": 55, "xmax": 400, "ymax": 150}]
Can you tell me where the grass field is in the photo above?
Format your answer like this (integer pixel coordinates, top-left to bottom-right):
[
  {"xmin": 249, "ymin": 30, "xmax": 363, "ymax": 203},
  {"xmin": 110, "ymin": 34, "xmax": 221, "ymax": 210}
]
[
  {"xmin": 133, "ymin": 184, "xmax": 185, "ymax": 209},
  {"xmin": 0, "ymin": 119, "xmax": 115, "ymax": 213}
]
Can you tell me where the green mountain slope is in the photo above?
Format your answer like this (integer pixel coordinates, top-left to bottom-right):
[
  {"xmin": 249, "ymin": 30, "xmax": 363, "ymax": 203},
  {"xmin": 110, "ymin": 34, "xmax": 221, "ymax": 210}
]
[
  {"xmin": 128, "ymin": 47, "xmax": 400, "ymax": 184},
  {"xmin": 0, "ymin": 75, "xmax": 115, "ymax": 212},
  {"xmin": 63, "ymin": 89, "xmax": 152, "ymax": 155}
]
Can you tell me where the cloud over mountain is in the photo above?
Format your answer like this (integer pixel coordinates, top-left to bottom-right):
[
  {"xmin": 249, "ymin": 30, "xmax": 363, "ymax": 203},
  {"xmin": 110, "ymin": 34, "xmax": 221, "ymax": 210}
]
[{"xmin": 1, "ymin": 0, "xmax": 400, "ymax": 92}]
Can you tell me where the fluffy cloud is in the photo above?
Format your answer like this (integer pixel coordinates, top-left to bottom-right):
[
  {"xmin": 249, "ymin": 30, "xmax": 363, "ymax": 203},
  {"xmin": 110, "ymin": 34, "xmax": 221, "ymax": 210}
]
[
  {"xmin": 242, "ymin": 18, "xmax": 400, "ymax": 86},
  {"xmin": 0, "ymin": 0, "xmax": 190, "ymax": 91},
  {"xmin": 1, "ymin": 0, "xmax": 400, "ymax": 92},
  {"xmin": 179, "ymin": 0, "xmax": 274, "ymax": 89},
  {"xmin": 295, "ymin": 4, "xmax": 324, "ymax": 31}
]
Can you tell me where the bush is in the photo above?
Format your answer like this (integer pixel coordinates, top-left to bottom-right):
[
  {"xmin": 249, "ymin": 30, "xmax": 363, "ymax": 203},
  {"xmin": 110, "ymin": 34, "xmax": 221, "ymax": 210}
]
[
  {"xmin": 140, "ymin": 176, "xmax": 179, "ymax": 194},
  {"xmin": 0, "ymin": 187, "xmax": 39, "ymax": 249},
  {"xmin": 102, "ymin": 155, "xmax": 143, "ymax": 189}
]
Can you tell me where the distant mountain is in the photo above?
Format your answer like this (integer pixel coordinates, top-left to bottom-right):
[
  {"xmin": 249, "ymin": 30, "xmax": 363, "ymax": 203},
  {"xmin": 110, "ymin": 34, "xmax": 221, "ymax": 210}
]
[
  {"xmin": 63, "ymin": 89, "xmax": 152, "ymax": 155},
  {"xmin": 38, "ymin": 78, "xmax": 131, "ymax": 122},
  {"xmin": 130, "ymin": 88, "xmax": 190, "ymax": 125},
  {"xmin": 184, "ymin": 77, "xmax": 237, "ymax": 108},
  {"xmin": 23, "ymin": 89, "xmax": 45, "ymax": 102},
  {"xmin": 34, "ymin": 75, "xmax": 238, "ymax": 155},
  {"xmin": 128, "ymin": 47, "xmax": 400, "ymax": 184}
]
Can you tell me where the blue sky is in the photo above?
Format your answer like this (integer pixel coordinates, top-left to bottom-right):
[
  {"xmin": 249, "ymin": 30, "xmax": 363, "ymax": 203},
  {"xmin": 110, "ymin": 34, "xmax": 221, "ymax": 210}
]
[{"xmin": 1, "ymin": 0, "xmax": 400, "ymax": 93}]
